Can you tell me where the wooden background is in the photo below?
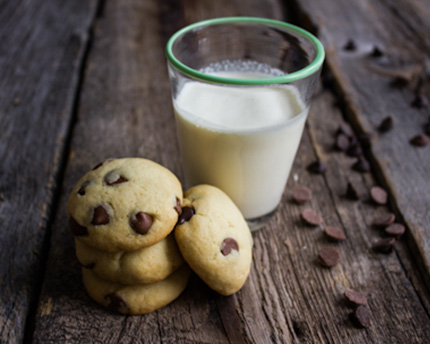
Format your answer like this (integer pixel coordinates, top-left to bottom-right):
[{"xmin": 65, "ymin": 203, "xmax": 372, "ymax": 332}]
[{"xmin": 0, "ymin": 0, "xmax": 429, "ymax": 343}]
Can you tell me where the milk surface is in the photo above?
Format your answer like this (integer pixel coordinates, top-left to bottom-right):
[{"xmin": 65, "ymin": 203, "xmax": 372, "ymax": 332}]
[{"xmin": 174, "ymin": 68, "xmax": 308, "ymax": 219}]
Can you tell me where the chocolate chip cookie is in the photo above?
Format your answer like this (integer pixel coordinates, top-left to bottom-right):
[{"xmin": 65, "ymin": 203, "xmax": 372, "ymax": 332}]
[
  {"xmin": 175, "ymin": 185, "xmax": 253, "ymax": 296},
  {"xmin": 75, "ymin": 233, "xmax": 184, "ymax": 285},
  {"xmin": 82, "ymin": 265, "xmax": 190, "ymax": 315},
  {"xmin": 67, "ymin": 158, "xmax": 183, "ymax": 252}
]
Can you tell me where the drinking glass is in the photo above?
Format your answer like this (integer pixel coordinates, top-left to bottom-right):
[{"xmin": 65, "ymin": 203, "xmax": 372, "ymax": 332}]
[{"xmin": 166, "ymin": 17, "xmax": 325, "ymax": 231}]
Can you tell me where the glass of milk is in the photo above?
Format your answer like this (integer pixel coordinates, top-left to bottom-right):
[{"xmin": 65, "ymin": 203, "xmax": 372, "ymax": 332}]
[{"xmin": 166, "ymin": 17, "xmax": 325, "ymax": 231}]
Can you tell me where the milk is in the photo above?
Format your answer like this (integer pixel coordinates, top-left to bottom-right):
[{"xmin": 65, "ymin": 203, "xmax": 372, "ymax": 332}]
[{"xmin": 173, "ymin": 69, "xmax": 308, "ymax": 219}]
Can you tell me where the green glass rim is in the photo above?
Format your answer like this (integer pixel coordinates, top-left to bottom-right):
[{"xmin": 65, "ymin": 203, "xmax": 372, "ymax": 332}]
[{"xmin": 166, "ymin": 17, "xmax": 325, "ymax": 85}]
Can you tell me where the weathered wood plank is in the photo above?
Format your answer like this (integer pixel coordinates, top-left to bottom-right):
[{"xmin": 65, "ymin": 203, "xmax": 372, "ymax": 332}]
[
  {"xmin": 0, "ymin": 1, "xmax": 98, "ymax": 343},
  {"xmin": 31, "ymin": 0, "xmax": 430, "ymax": 343},
  {"xmin": 292, "ymin": 0, "xmax": 430, "ymax": 281}
]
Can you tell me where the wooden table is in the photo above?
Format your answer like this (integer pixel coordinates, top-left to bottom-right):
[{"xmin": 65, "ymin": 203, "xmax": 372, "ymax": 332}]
[{"xmin": 1, "ymin": 0, "xmax": 430, "ymax": 343}]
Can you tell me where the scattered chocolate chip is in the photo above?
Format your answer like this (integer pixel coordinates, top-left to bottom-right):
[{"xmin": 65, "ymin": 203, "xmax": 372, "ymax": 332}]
[
  {"xmin": 411, "ymin": 94, "xmax": 428, "ymax": 109},
  {"xmin": 318, "ymin": 247, "xmax": 340, "ymax": 267},
  {"xmin": 322, "ymin": 72, "xmax": 336, "ymax": 89},
  {"xmin": 83, "ymin": 262, "xmax": 95, "ymax": 270},
  {"xmin": 91, "ymin": 205, "xmax": 110, "ymax": 225},
  {"xmin": 178, "ymin": 206, "xmax": 195, "ymax": 225},
  {"xmin": 174, "ymin": 197, "xmax": 182, "ymax": 215},
  {"xmin": 372, "ymin": 237, "xmax": 396, "ymax": 254},
  {"xmin": 352, "ymin": 157, "xmax": 370, "ymax": 173},
  {"xmin": 373, "ymin": 213, "xmax": 396, "ymax": 227},
  {"xmin": 410, "ymin": 134, "xmax": 429, "ymax": 147},
  {"xmin": 424, "ymin": 122, "xmax": 430, "ymax": 136},
  {"xmin": 105, "ymin": 293, "xmax": 129, "ymax": 314},
  {"xmin": 343, "ymin": 39, "xmax": 356, "ymax": 51},
  {"xmin": 345, "ymin": 182, "xmax": 360, "ymax": 200},
  {"xmin": 370, "ymin": 46, "xmax": 383, "ymax": 58},
  {"xmin": 358, "ymin": 133, "xmax": 372, "ymax": 148},
  {"xmin": 337, "ymin": 123, "xmax": 354, "ymax": 138},
  {"xmin": 377, "ymin": 116, "xmax": 393, "ymax": 133},
  {"xmin": 335, "ymin": 133, "xmax": 350, "ymax": 151},
  {"xmin": 220, "ymin": 238, "xmax": 239, "ymax": 256},
  {"xmin": 324, "ymin": 226, "xmax": 346, "ymax": 241},
  {"xmin": 13, "ymin": 97, "xmax": 21, "ymax": 106},
  {"xmin": 350, "ymin": 305, "xmax": 371, "ymax": 328},
  {"xmin": 370, "ymin": 186, "xmax": 388, "ymax": 205},
  {"xmin": 130, "ymin": 212, "xmax": 153, "ymax": 234},
  {"xmin": 78, "ymin": 180, "xmax": 92, "ymax": 196},
  {"xmin": 385, "ymin": 223, "xmax": 405, "ymax": 237},
  {"xmin": 292, "ymin": 186, "xmax": 312, "ymax": 204},
  {"xmin": 307, "ymin": 160, "xmax": 326, "ymax": 174},
  {"xmin": 69, "ymin": 217, "xmax": 88, "ymax": 236},
  {"xmin": 301, "ymin": 209, "xmax": 323, "ymax": 226},
  {"xmin": 345, "ymin": 289, "xmax": 367, "ymax": 306},
  {"xmin": 390, "ymin": 76, "xmax": 409, "ymax": 89},
  {"xmin": 346, "ymin": 143, "xmax": 363, "ymax": 157},
  {"xmin": 104, "ymin": 170, "xmax": 128, "ymax": 185},
  {"xmin": 92, "ymin": 159, "xmax": 113, "ymax": 170}
]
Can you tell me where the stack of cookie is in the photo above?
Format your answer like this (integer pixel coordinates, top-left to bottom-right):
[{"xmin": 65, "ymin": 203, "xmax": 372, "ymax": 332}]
[
  {"xmin": 67, "ymin": 158, "xmax": 253, "ymax": 315},
  {"xmin": 67, "ymin": 158, "xmax": 189, "ymax": 314}
]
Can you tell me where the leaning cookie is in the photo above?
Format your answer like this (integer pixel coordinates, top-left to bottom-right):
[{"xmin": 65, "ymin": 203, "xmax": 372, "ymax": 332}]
[
  {"xmin": 75, "ymin": 234, "xmax": 184, "ymax": 285},
  {"xmin": 67, "ymin": 158, "xmax": 183, "ymax": 252},
  {"xmin": 175, "ymin": 185, "xmax": 253, "ymax": 296},
  {"xmin": 82, "ymin": 265, "xmax": 191, "ymax": 315}
]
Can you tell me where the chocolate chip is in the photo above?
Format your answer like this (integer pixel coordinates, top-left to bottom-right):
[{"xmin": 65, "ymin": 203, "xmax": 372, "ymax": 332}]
[
  {"xmin": 424, "ymin": 122, "xmax": 430, "ymax": 136},
  {"xmin": 69, "ymin": 217, "xmax": 88, "ymax": 236},
  {"xmin": 317, "ymin": 247, "xmax": 340, "ymax": 267},
  {"xmin": 92, "ymin": 159, "xmax": 113, "ymax": 170},
  {"xmin": 324, "ymin": 226, "xmax": 346, "ymax": 241},
  {"xmin": 292, "ymin": 186, "xmax": 312, "ymax": 204},
  {"xmin": 91, "ymin": 205, "xmax": 110, "ymax": 225},
  {"xmin": 370, "ymin": 186, "xmax": 388, "ymax": 205},
  {"xmin": 352, "ymin": 157, "xmax": 370, "ymax": 173},
  {"xmin": 343, "ymin": 39, "xmax": 356, "ymax": 51},
  {"xmin": 346, "ymin": 143, "xmax": 363, "ymax": 157},
  {"xmin": 411, "ymin": 94, "xmax": 428, "ymax": 109},
  {"xmin": 78, "ymin": 180, "xmax": 92, "ymax": 196},
  {"xmin": 105, "ymin": 293, "xmax": 129, "ymax": 314},
  {"xmin": 335, "ymin": 133, "xmax": 350, "ymax": 151},
  {"xmin": 345, "ymin": 182, "xmax": 360, "ymax": 200},
  {"xmin": 301, "ymin": 209, "xmax": 322, "ymax": 226},
  {"xmin": 130, "ymin": 212, "xmax": 153, "ymax": 234},
  {"xmin": 307, "ymin": 160, "xmax": 326, "ymax": 174},
  {"xmin": 337, "ymin": 123, "xmax": 354, "ymax": 138},
  {"xmin": 377, "ymin": 116, "xmax": 393, "ymax": 133},
  {"xmin": 373, "ymin": 213, "xmax": 396, "ymax": 227},
  {"xmin": 370, "ymin": 46, "xmax": 383, "ymax": 58},
  {"xmin": 345, "ymin": 289, "xmax": 367, "ymax": 306},
  {"xmin": 178, "ymin": 206, "xmax": 195, "ymax": 225},
  {"xmin": 372, "ymin": 237, "xmax": 396, "ymax": 254},
  {"xmin": 220, "ymin": 238, "xmax": 239, "ymax": 256},
  {"xmin": 390, "ymin": 76, "xmax": 409, "ymax": 89},
  {"xmin": 174, "ymin": 197, "xmax": 182, "ymax": 215},
  {"xmin": 358, "ymin": 133, "xmax": 372, "ymax": 148},
  {"xmin": 385, "ymin": 223, "xmax": 405, "ymax": 237},
  {"xmin": 104, "ymin": 170, "xmax": 128, "ymax": 185},
  {"xmin": 350, "ymin": 305, "xmax": 371, "ymax": 328},
  {"xmin": 410, "ymin": 134, "xmax": 429, "ymax": 147}
]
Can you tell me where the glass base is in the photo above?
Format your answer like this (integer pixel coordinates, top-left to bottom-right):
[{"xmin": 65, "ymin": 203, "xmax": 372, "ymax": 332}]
[{"xmin": 246, "ymin": 207, "xmax": 278, "ymax": 232}]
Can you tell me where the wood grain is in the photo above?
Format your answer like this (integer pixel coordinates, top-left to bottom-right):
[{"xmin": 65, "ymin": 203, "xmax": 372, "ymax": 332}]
[
  {"xmin": 30, "ymin": 0, "xmax": 430, "ymax": 343},
  {"xmin": 293, "ymin": 0, "xmax": 430, "ymax": 281},
  {"xmin": 0, "ymin": 0, "xmax": 98, "ymax": 343}
]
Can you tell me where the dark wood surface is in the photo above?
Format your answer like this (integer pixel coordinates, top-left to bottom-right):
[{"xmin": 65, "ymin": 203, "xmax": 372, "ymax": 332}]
[{"xmin": 1, "ymin": 0, "xmax": 429, "ymax": 343}]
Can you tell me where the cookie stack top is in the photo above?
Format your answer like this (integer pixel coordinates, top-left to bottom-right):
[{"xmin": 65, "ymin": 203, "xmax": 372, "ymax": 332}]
[{"xmin": 67, "ymin": 158, "xmax": 183, "ymax": 251}]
